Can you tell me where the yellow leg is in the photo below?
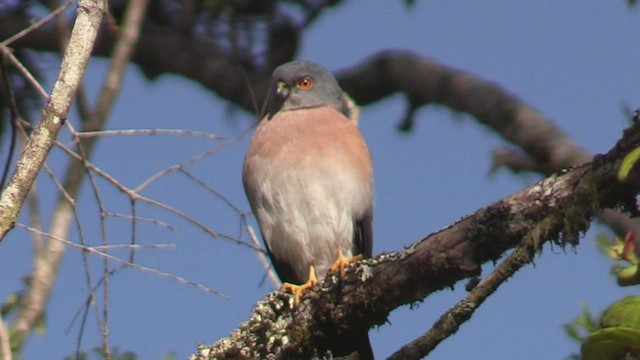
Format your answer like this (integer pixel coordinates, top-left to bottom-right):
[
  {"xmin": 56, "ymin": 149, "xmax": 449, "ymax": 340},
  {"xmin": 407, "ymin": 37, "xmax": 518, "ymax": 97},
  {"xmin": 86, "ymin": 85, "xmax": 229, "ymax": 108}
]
[
  {"xmin": 283, "ymin": 265, "xmax": 318, "ymax": 303},
  {"xmin": 329, "ymin": 247, "xmax": 363, "ymax": 278}
]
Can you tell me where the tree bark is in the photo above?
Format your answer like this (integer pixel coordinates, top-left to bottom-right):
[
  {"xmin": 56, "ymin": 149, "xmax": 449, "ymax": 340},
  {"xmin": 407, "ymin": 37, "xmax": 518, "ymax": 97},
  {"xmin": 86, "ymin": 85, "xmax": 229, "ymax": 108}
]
[
  {"xmin": 192, "ymin": 122, "xmax": 640, "ymax": 359},
  {"xmin": 4, "ymin": 15, "xmax": 635, "ymax": 239}
]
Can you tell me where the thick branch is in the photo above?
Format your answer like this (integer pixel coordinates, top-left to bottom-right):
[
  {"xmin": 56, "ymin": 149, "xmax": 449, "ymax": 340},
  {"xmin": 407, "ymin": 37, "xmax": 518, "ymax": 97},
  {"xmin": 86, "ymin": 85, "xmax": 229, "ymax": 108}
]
[
  {"xmin": 0, "ymin": 18, "xmax": 609, "ymax": 176},
  {"xmin": 337, "ymin": 52, "xmax": 590, "ymax": 167},
  {"xmin": 0, "ymin": 17, "xmax": 615, "ymax": 176},
  {"xmin": 0, "ymin": 15, "xmax": 268, "ymax": 111},
  {"xmin": 4, "ymin": 17, "xmax": 634, "ymax": 236},
  {"xmin": 2, "ymin": 0, "xmax": 150, "ymax": 352},
  {"xmin": 336, "ymin": 51, "xmax": 638, "ymax": 237},
  {"xmin": 0, "ymin": 1, "xmax": 106, "ymax": 240},
  {"xmin": 193, "ymin": 123, "xmax": 640, "ymax": 359},
  {"xmin": 3, "ymin": 0, "xmax": 108, "ymax": 350},
  {"xmin": 0, "ymin": 20, "xmax": 603, "ymax": 170},
  {"xmin": 388, "ymin": 216, "xmax": 544, "ymax": 359}
]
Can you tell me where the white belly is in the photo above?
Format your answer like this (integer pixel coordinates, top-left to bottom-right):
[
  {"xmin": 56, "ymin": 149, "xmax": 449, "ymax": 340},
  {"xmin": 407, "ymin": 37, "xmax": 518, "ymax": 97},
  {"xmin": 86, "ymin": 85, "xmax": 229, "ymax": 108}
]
[{"xmin": 255, "ymin": 167, "xmax": 362, "ymax": 281}]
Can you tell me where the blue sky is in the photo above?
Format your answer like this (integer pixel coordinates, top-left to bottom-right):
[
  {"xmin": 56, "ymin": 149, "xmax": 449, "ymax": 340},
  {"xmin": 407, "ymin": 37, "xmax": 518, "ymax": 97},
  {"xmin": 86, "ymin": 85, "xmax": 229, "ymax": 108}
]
[{"xmin": 1, "ymin": 1, "xmax": 639, "ymax": 359}]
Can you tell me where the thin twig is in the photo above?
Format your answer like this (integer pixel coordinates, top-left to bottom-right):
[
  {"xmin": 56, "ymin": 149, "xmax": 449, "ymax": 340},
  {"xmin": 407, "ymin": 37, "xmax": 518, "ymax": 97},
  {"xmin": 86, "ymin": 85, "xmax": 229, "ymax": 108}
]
[
  {"xmin": 248, "ymin": 224, "xmax": 280, "ymax": 288},
  {"xmin": 75, "ymin": 128, "xmax": 225, "ymax": 140},
  {"xmin": 92, "ymin": 243, "xmax": 176, "ymax": 250},
  {"xmin": 53, "ymin": 141, "xmax": 260, "ymax": 250},
  {"xmin": 67, "ymin": 265, "xmax": 119, "ymax": 340},
  {"xmin": 0, "ymin": 56, "xmax": 19, "ymax": 191},
  {"xmin": 105, "ymin": 211, "xmax": 176, "ymax": 231},
  {"xmin": 0, "ymin": 0, "xmax": 74, "ymax": 46},
  {"xmin": 178, "ymin": 168, "xmax": 244, "ymax": 214},
  {"xmin": 0, "ymin": 47, "xmax": 48, "ymax": 99},
  {"xmin": 72, "ymin": 0, "xmax": 152, "ymax": 357},
  {"xmin": 134, "ymin": 124, "xmax": 255, "ymax": 193},
  {"xmin": 73, "ymin": 137, "xmax": 109, "ymax": 357},
  {"xmin": 16, "ymin": 224, "xmax": 229, "ymax": 297},
  {"xmin": 128, "ymin": 197, "xmax": 138, "ymax": 264},
  {"xmin": 388, "ymin": 229, "xmax": 542, "ymax": 359},
  {"xmin": 26, "ymin": 183, "xmax": 44, "ymax": 254},
  {"xmin": 40, "ymin": 162, "xmax": 105, "ymax": 345},
  {"xmin": 6, "ymin": 2, "xmax": 108, "ymax": 352}
]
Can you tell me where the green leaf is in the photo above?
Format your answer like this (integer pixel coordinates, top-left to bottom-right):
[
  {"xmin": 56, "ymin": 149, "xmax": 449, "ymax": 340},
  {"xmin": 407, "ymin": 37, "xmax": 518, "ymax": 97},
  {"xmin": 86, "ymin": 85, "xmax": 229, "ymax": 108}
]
[
  {"xmin": 618, "ymin": 146, "xmax": 640, "ymax": 182},
  {"xmin": 1, "ymin": 293, "xmax": 21, "ymax": 317},
  {"xmin": 616, "ymin": 264, "xmax": 640, "ymax": 286},
  {"xmin": 162, "ymin": 352, "xmax": 177, "ymax": 360},
  {"xmin": 581, "ymin": 327, "xmax": 640, "ymax": 360},
  {"xmin": 601, "ymin": 295, "xmax": 640, "ymax": 329},
  {"xmin": 564, "ymin": 302, "xmax": 600, "ymax": 343}
]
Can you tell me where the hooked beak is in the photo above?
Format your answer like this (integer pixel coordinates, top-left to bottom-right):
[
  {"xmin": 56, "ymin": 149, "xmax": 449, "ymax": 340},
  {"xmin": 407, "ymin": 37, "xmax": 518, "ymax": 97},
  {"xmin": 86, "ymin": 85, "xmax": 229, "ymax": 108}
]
[{"xmin": 276, "ymin": 81, "xmax": 290, "ymax": 99}]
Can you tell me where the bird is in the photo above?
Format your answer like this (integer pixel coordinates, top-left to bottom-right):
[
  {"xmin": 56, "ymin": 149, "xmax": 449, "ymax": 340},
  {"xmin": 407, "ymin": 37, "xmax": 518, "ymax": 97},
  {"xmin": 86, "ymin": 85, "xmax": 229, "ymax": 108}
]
[{"xmin": 243, "ymin": 60, "xmax": 374, "ymax": 359}]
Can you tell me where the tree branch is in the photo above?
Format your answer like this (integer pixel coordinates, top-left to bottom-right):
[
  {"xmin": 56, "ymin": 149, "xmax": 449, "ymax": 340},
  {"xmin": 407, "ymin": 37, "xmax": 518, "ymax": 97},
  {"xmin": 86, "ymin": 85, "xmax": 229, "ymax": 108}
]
[
  {"xmin": 388, "ymin": 214, "xmax": 544, "ymax": 359},
  {"xmin": 1, "ymin": 4, "xmax": 637, "ymax": 358},
  {"xmin": 0, "ymin": 312, "xmax": 11, "ymax": 360},
  {"xmin": 335, "ymin": 51, "xmax": 640, "ymax": 237},
  {"xmin": 193, "ymin": 122, "xmax": 640, "ymax": 359},
  {"xmin": 0, "ymin": 0, "xmax": 106, "ymax": 240},
  {"xmin": 3, "ymin": 0, "xmax": 108, "ymax": 350},
  {"xmin": 0, "ymin": 17, "xmax": 615, "ymax": 177},
  {"xmin": 0, "ymin": 0, "xmax": 153, "ymax": 352},
  {"xmin": 3, "ymin": 15, "xmax": 634, "ymax": 237}
]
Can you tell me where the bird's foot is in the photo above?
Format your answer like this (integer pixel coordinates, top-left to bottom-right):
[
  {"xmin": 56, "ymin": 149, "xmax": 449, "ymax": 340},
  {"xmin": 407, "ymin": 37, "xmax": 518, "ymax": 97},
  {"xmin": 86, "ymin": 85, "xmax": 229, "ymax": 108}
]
[
  {"xmin": 330, "ymin": 247, "xmax": 363, "ymax": 278},
  {"xmin": 283, "ymin": 265, "xmax": 318, "ymax": 303}
]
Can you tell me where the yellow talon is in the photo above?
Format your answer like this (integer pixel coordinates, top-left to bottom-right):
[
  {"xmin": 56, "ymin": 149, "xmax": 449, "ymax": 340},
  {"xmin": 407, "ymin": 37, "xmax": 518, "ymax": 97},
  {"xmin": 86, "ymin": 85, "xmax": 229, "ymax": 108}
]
[
  {"xmin": 330, "ymin": 247, "xmax": 363, "ymax": 278},
  {"xmin": 283, "ymin": 265, "xmax": 318, "ymax": 303}
]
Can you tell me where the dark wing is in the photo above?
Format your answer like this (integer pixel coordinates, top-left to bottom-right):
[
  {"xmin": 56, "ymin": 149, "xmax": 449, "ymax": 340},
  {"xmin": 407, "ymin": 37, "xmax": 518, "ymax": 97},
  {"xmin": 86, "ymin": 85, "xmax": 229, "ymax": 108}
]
[
  {"xmin": 353, "ymin": 211, "xmax": 373, "ymax": 258},
  {"xmin": 261, "ymin": 234, "xmax": 306, "ymax": 285}
]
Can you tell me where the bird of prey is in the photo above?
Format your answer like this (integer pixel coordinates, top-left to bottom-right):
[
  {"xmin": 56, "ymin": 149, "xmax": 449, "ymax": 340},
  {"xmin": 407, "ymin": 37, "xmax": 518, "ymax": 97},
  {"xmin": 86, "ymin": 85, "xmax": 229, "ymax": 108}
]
[{"xmin": 243, "ymin": 60, "xmax": 374, "ymax": 359}]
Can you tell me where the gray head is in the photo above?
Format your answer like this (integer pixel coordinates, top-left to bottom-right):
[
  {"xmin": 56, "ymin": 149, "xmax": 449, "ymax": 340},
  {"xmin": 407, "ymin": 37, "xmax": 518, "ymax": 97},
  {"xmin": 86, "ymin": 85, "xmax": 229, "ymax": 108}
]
[{"xmin": 264, "ymin": 61, "xmax": 349, "ymax": 119}]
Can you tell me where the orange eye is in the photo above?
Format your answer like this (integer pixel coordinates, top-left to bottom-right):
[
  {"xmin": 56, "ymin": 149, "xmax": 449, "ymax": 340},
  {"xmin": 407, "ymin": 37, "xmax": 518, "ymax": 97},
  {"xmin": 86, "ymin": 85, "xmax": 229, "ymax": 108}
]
[{"xmin": 297, "ymin": 77, "xmax": 313, "ymax": 90}]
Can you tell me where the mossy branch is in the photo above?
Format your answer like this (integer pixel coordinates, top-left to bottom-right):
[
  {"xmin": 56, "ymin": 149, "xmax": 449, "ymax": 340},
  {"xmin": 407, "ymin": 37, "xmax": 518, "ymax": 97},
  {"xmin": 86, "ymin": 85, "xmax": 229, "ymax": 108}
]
[{"xmin": 192, "ymin": 122, "xmax": 640, "ymax": 358}]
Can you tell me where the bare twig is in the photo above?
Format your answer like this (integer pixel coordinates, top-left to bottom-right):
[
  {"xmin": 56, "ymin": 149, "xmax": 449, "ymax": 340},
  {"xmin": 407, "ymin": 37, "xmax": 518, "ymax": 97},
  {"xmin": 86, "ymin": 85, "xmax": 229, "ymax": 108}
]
[
  {"xmin": 178, "ymin": 169, "xmax": 244, "ymax": 214},
  {"xmin": 4, "ymin": 2, "xmax": 107, "ymax": 351},
  {"xmin": 127, "ymin": 196, "xmax": 138, "ymax": 264},
  {"xmin": 105, "ymin": 211, "xmax": 176, "ymax": 231},
  {"xmin": 0, "ymin": 57, "xmax": 19, "ymax": 191},
  {"xmin": 53, "ymin": 140, "xmax": 258, "ymax": 249},
  {"xmin": 70, "ymin": 1, "xmax": 152, "ymax": 357},
  {"xmin": 0, "ymin": 48, "xmax": 48, "ymax": 102},
  {"xmin": 247, "ymin": 225, "xmax": 280, "ymax": 288},
  {"xmin": 75, "ymin": 128, "xmax": 225, "ymax": 140},
  {"xmin": 0, "ymin": 0, "xmax": 105, "ymax": 235},
  {"xmin": 26, "ymin": 184, "xmax": 44, "ymax": 253},
  {"xmin": 40, "ymin": 159, "xmax": 105, "ymax": 354},
  {"xmin": 92, "ymin": 243, "xmax": 176, "ymax": 250},
  {"xmin": 0, "ymin": 0, "xmax": 74, "ymax": 47},
  {"xmin": 388, "ymin": 225, "xmax": 543, "ymax": 359},
  {"xmin": 0, "ymin": 312, "xmax": 11, "ymax": 360},
  {"xmin": 134, "ymin": 125, "xmax": 254, "ymax": 193},
  {"xmin": 16, "ymin": 224, "xmax": 228, "ymax": 297}
]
